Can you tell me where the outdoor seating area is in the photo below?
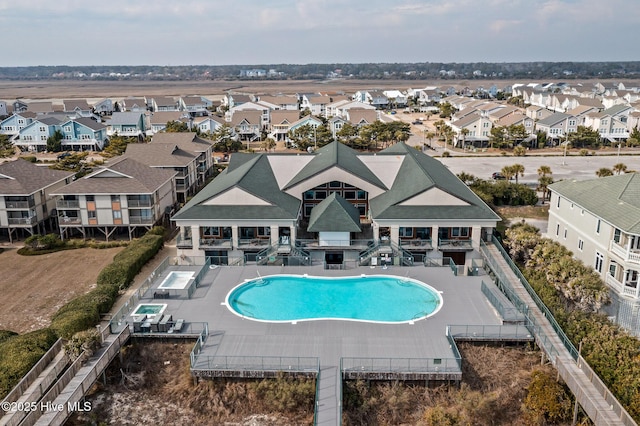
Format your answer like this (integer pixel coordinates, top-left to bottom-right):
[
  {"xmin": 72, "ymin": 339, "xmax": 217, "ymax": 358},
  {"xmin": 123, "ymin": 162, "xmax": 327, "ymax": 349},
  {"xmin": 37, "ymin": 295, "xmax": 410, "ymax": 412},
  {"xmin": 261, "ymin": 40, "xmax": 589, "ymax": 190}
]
[{"xmin": 132, "ymin": 313, "xmax": 181, "ymax": 333}]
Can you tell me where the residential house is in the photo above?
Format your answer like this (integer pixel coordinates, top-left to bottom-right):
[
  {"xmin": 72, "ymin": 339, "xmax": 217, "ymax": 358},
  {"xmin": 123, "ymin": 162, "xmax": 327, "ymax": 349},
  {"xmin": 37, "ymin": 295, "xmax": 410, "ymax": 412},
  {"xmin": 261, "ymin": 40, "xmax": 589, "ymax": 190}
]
[
  {"xmin": 494, "ymin": 113, "xmax": 535, "ymax": 138},
  {"xmin": 193, "ymin": 115, "xmax": 225, "ymax": 136},
  {"xmin": 0, "ymin": 100, "xmax": 7, "ymax": 117},
  {"xmin": 449, "ymin": 112, "xmax": 493, "ymax": 148},
  {"xmin": 12, "ymin": 100, "xmax": 28, "ymax": 113},
  {"xmin": 525, "ymin": 105, "xmax": 554, "ymax": 121},
  {"xmin": 366, "ymin": 91, "xmax": 389, "ymax": 109},
  {"xmin": 257, "ymin": 95, "xmax": 299, "ymax": 111},
  {"xmin": 221, "ymin": 93, "xmax": 252, "ymax": 110},
  {"xmin": 0, "ymin": 159, "xmax": 74, "ymax": 242},
  {"xmin": 148, "ymin": 111, "xmax": 189, "ymax": 135},
  {"xmin": 59, "ymin": 117, "xmax": 108, "ymax": 151},
  {"xmin": 583, "ymin": 105, "xmax": 634, "ymax": 143},
  {"xmin": 325, "ymin": 100, "xmax": 374, "ymax": 119},
  {"xmin": 93, "ymin": 98, "xmax": 114, "ymax": 116},
  {"xmin": 52, "ymin": 157, "xmax": 177, "ymax": 241},
  {"xmin": 383, "ymin": 90, "xmax": 408, "ymax": 108},
  {"xmin": 227, "ymin": 102, "xmax": 270, "ymax": 127},
  {"xmin": 106, "ymin": 112, "xmax": 147, "ymax": 137},
  {"xmin": 171, "ymin": 141, "xmax": 499, "ymax": 270},
  {"xmin": 124, "ymin": 143, "xmax": 198, "ymax": 203},
  {"xmin": 179, "ymin": 96, "xmax": 209, "ymax": 116},
  {"xmin": 306, "ymin": 95, "xmax": 331, "ymax": 116},
  {"xmin": 487, "ymin": 105, "xmax": 520, "ymax": 122},
  {"xmin": 345, "ymin": 108, "xmax": 378, "ymax": 128},
  {"xmin": 0, "ymin": 112, "xmax": 36, "ymax": 137},
  {"xmin": 150, "ymin": 132, "xmax": 215, "ymax": 186},
  {"xmin": 566, "ymin": 105, "xmax": 602, "ymax": 126},
  {"xmin": 14, "ymin": 117, "xmax": 61, "ymax": 152},
  {"xmin": 63, "ymin": 99, "xmax": 93, "ymax": 117},
  {"xmin": 268, "ymin": 110, "xmax": 301, "ymax": 142},
  {"xmin": 534, "ymin": 112, "xmax": 577, "ymax": 144},
  {"xmin": 120, "ymin": 97, "xmax": 147, "ymax": 112},
  {"xmin": 151, "ymin": 97, "xmax": 178, "ymax": 112},
  {"xmin": 548, "ymin": 174, "xmax": 640, "ymax": 336},
  {"xmin": 230, "ymin": 110, "xmax": 263, "ymax": 142}
]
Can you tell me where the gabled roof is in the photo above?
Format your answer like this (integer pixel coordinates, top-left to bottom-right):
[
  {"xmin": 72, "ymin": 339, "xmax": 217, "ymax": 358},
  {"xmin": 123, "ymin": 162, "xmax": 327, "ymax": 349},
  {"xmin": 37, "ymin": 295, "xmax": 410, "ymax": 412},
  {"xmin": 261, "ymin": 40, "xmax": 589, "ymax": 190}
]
[
  {"xmin": 108, "ymin": 111, "xmax": 145, "ymax": 125},
  {"xmin": 27, "ymin": 102, "xmax": 54, "ymax": 114},
  {"xmin": 451, "ymin": 112, "xmax": 483, "ymax": 128},
  {"xmin": 550, "ymin": 173, "xmax": 640, "ymax": 233},
  {"xmin": 346, "ymin": 108, "xmax": 377, "ymax": 125},
  {"xmin": 308, "ymin": 193, "xmax": 361, "ymax": 232},
  {"xmin": 284, "ymin": 142, "xmax": 386, "ymax": 190},
  {"xmin": 52, "ymin": 157, "xmax": 176, "ymax": 195},
  {"xmin": 180, "ymin": 96, "xmax": 204, "ymax": 106},
  {"xmin": 369, "ymin": 143, "xmax": 499, "ymax": 221},
  {"xmin": 151, "ymin": 132, "xmax": 212, "ymax": 154},
  {"xmin": 124, "ymin": 143, "xmax": 196, "ymax": 167},
  {"xmin": 537, "ymin": 112, "xmax": 571, "ymax": 127},
  {"xmin": 63, "ymin": 99, "xmax": 90, "ymax": 111},
  {"xmin": 149, "ymin": 111, "xmax": 187, "ymax": 124},
  {"xmin": 153, "ymin": 96, "xmax": 177, "ymax": 107},
  {"xmin": 230, "ymin": 109, "xmax": 262, "ymax": 126},
  {"xmin": 0, "ymin": 159, "xmax": 73, "ymax": 195},
  {"xmin": 172, "ymin": 154, "xmax": 300, "ymax": 220},
  {"xmin": 270, "ymin": 110, "xmax": 300, "ymax": 124}
]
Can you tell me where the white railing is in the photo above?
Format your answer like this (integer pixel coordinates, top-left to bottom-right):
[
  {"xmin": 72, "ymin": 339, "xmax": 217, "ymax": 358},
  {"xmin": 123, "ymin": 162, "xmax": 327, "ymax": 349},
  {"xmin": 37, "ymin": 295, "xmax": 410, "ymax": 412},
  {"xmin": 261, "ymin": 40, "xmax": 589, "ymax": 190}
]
[{"xmin": 610, "ymin": 241, "xmax": 640, "ymax": 265}]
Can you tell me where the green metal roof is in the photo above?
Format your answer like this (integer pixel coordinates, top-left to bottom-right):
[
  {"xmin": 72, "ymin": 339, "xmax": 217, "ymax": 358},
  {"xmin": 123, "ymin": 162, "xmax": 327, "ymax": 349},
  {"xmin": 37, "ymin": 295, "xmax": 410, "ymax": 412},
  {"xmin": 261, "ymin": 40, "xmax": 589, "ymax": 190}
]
[
  {"xmin": 369, "ymin": 143, "xmax": 500, "ymax": 221},
  {"xmin": 284, "ymin": 142, "xmax": 386, "ymax": 190},
  {"xmin": 307, "ymin": 193, "xmax": 362, "ymax": 232},
  {"xmin": 550, "ymin": 173, "xmax": 640, "ymax": 233},
  {"xmin": 172, "ymin": 153, "xmax": 300, "ymax": 221}
]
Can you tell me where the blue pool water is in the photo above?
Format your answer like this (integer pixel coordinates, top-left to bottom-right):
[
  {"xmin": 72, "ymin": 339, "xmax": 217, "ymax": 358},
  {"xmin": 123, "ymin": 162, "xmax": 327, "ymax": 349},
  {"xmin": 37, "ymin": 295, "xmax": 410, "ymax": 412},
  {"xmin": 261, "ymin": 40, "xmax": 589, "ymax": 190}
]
[{"xmin": 226, "ymin": 274, "xmax": 442, "ymax": 323}]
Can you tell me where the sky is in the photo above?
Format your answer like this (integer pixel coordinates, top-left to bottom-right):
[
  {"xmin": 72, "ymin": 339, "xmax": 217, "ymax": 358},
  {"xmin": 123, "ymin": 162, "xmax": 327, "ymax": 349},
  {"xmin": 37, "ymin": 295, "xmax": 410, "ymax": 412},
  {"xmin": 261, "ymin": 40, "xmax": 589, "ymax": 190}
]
[{"xmin": 1, "ymin": 0, "xmax": 639, "ymax": 67}]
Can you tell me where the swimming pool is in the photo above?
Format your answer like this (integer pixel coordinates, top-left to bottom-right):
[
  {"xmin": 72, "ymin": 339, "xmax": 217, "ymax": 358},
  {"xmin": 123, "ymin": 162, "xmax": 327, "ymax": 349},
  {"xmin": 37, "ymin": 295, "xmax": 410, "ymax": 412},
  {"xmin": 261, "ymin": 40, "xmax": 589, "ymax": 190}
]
[
  {"xmin": 132, "ymin": 303, "xmax": 167, "ymax": 318},
  {"xmin": 225, "ymin": 274, "xmax": 442, "ymax": 323},
  {"xmin": 158, "ymin": 271, "xmax": 194, "ymax": 290}
]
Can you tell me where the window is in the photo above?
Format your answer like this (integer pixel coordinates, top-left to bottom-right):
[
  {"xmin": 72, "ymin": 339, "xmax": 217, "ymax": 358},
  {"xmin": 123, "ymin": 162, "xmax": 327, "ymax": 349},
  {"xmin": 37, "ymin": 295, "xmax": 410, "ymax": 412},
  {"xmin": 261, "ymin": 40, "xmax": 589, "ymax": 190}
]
[
  {"xmin": 399, "ymin": 227, "xmax": 413, "ymax": 237},
  {"xmin": 556, "ymin": 224, "xmax": 560, "ymax": 236},
  {"xmin": 111, "ymin": 195, "xmax": 120, "ymax": 203},
  {"xmin": 304, "ymin": 204, "xmax": 313, "ymax": 216},
  {"xmin": 581, "ymin": 209, "xmax": 584, "ymax": 216},
  {"xmin": 315, "ymin": 191, "xmax": 326, "ymax": 200},
  {"xmin": 344, "ymin": 191, "xmax": 356, "ymax": 200},
  {"xmin": 564, "ymin": 228, "xmax": 567, "ymax": 239},
  {"xmin": 304, "ymin": 191, "xmax": 314, "ymax": 200},
  {"xmin": 578, "ymin": 239, "xmax": 584, "ymax": 251},
  {"xmin": 257, "ymin": 227, "xmax": 270, "ymax": 236},
  {"xmin": 86, "ymin": 195, "xmax": 95, "ymax": 202},
  {"xmin": 570, "ymin": 203, "xmax": 574, "ymax": 209},
  {"xmin": 613, "ymin": 229, "xmax": 621, "ymax": 244},
  {"xmin": 356, "ymin": 204, "xmax": 366, "ymax": 216},
  {"xmin": 329, "ymin": 181, "xmax": 341, "ymax": 188},
  {"xmin": 357, "ymin": 190, "xmax": 367, "ymax": 200},
  {"xmin": 88, "ymin": 211, "xmax": 97, "ymax": 219},
  {"xmin": 202, "ymin": 227, "xmax": 219, "ymax": 236},
  {"xmin": 112, "ymin": 210, "xmax": 122, "ymax": 220},
  {"xmin": 39, "ymin": 126, "xmax": 46, "ymax": 132},
  {"xmin": 451, "ymin": 227, "xmax": 470, "ymax": 237},
  {"xmin": 595, "ymin": 252, "xmax": 604, "ymax": 273},
  {"xmin": 609, "ymin": 260, "xmax": 617, "ymax": 277},
  {"xmin": 596, "ymin": 219, "xmax": 601, "ymax": 234}
]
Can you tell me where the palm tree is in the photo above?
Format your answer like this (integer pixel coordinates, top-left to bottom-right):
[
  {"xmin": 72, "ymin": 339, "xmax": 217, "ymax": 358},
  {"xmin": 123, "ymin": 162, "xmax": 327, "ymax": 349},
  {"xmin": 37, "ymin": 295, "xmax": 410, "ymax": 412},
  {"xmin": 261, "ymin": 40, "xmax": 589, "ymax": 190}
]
[
  {"xmin": 613, "ymin": 163, "xmax": 627, "ymax": 175},
  {"xmin": 537, "ymin": 165, "xmax": 553, "ymax": 202},
  {"xmin": 456, "ymin": 172, "xmax": 475, "ymax": 185},
  {"xmin": 596, "ymin": 167, "xmax": 613, "ymax": 177},
  {"xmin": 460, "ymin": 128, "xmax": 470, "ymax": 150},
  {"xmin": 424, "ymin": 131, "xmax": 436, "ymax": 149},
  {"xmin": 501, "ymin": 165, "xmax": 516, "ymax": 181},
  {"xmin": 511, "ymin": 163, "xmax": 525, "ymax": 184}
]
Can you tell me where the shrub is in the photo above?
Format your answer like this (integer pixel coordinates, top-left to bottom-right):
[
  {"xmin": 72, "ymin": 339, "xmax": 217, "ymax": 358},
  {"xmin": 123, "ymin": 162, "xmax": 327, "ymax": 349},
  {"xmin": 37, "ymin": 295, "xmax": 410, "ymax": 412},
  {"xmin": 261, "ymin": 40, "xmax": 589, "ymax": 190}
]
[
  {"xmin": 147, "ymin": 225, "xmax": 166, "ymax": 236},
  {"xmin": 0, "ymin": 328, "xmax": 58, "ymax": 399},
  {"xmin": 64, "ymin": 328, "xmax": 102, "ymax": 360},
  {"xmin": 523, "ymin": 370, "xmax": 572, "ymax": 424},
  {"xmin": 50, "ymin": 310, "xmax": 100, "ymax": 339},
  {"xmin": 441, "ymin": 151, "xmax": 451, "ymax": 157},
  {"xmin": 21, "ymin": 156, "xmax": 37, "ymax": 163},
  {"xmin": 0, "ymin": 330, "xmax": 18, "ymax": 344}
]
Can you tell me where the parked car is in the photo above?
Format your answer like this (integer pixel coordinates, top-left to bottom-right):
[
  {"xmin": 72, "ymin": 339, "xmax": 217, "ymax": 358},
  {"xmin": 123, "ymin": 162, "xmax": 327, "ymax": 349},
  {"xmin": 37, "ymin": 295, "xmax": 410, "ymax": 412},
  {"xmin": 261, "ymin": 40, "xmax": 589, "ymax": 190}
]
[
  {"xmin": 491, "ymin": 172, "xmax": 506, "ymax": 180},
  {"xmin": 57, "ymin": 152, "xmax": 72, "ymax": 160},
  {"xmin": 412, "ymin": 120, "xmax": 423, "ymax": 125}
]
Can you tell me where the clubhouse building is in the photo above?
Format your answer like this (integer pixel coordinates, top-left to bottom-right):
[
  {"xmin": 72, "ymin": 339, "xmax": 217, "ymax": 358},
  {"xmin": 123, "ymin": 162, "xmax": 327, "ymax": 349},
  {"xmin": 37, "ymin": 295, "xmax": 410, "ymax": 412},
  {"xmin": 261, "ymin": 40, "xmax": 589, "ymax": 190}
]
[{"xmin": 172, "ymin": 142, "xmax": 500, "ymax": 270}]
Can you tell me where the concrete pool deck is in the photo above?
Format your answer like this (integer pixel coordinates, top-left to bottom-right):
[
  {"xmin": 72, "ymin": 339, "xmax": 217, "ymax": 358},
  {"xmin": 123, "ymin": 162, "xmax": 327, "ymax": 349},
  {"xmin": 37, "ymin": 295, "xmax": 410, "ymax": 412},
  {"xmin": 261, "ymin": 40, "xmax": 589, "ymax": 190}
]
[{"xmin": 138, "ymin": 264, "xmax": 506, "ymax": 362}]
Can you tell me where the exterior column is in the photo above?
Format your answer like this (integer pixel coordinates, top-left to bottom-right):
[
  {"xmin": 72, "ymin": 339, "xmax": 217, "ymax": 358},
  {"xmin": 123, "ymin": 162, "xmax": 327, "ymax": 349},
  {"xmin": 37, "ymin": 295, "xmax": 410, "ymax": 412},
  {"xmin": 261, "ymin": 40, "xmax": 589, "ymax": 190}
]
[
  {"xmin": 390, "ymin": 226, "xmax": 400, "ymax": 246},
  {"xmin": 231, "ymin": 225, "xmax": 239, "ymax": 250},
  {"xmin": 270, "ymin": 225, "xmax": 279, "ymax": 246},
  {"xmin": 472, "ymin": 226, "xmax": 482, "ymax": 250},
  {"xmin": 372, "ymin": 222, "xmax": 380, "ymax": 243},
  {"xmin": 190, "ymin": 225, "xmax": 200, "ymax": 250},
  {"xmin": 431, "ymin": 226, "xmax": 439, "ymax": 249},
  {"xmin": 290, "ymin": 225, "xmax": 296, "ymax": 245}
]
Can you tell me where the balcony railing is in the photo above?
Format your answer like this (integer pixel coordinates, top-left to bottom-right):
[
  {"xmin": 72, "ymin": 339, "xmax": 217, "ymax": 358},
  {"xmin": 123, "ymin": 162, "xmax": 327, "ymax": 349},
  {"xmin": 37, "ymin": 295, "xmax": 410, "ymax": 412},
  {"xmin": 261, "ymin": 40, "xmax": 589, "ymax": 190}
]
[
  {"xmin": 400, "ymin": 238, "xmax": 433, "ymax": 250},
  {"xmin": 8, "ymin": 217, "xmax": 37, "ymax": 225},
  {"xmin": 610, "ymin": 241, "xmax": 640, "ymax": 265},
  {"xmin": 129, "ymin": 216, "xmax": 154, "ymax": 224},
  {"xmin": 176, "ymin": 235, "xmax": 193, "ymax": 248},
  {"xmin": 438, "ymin": 238, "xmax": 473, "ymax": 250},
  {"xmin": 57, "ymin": 199, "xmax": 80, "ymax": 208},
  {"xmin": 127, "ymin": 199, "xmax": 152, "ymax": 208},
  {"xmin": 296, "ymin": 238, "xmax": 373, "ymax": 249},
  {"xmin": 238, "ymin": 238, "xmax": 271, "ymax": 248},
  {"xmin": 59, "ymin": 216, "xmax": 82, "ymax": 225},
  {"xmin": 199, "ymin": 238, "xmax": 233, "ymax": 249},
  {"xmin": 5, "ymin": 201, "xmax": 32, "ymax": 209},
  {"xmin": 606, "ymin": 274, "xmax": 639, "ymax": 298}
]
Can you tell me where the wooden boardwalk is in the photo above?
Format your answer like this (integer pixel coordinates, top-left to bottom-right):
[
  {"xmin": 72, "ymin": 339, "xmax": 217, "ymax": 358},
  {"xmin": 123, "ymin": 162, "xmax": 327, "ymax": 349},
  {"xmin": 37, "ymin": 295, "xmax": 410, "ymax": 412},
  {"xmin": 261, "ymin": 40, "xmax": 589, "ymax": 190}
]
[{"xmin": 483, "ymin": 242, "xmax": 635, "ymax": 426}]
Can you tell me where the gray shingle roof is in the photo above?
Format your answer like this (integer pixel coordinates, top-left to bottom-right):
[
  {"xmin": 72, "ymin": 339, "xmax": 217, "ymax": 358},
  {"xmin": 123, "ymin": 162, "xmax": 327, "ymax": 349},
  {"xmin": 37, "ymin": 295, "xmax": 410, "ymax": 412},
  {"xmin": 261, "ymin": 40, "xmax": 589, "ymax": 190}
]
[
  {"xmin": 369, "ymin": 143, "xmax": 500, "ymax": 221},
  {"xmin": 284, "ymin": 142, "xmax": 386, "ymax": 190},
  {"xmin": 108, "ymin": 112, "xmax": 145, "ymax": 125},
  {"xmin": 308, "ymin": 193, "xmax": 362, "ymax": 232},
  {"xmin": 172, "ymin": 154, "xmax": 300, "ymax": 221},
  {"xmin": 52, "ymin": 157, "xmax": 176, "ymax": 195},
  {"xmin": 124, "ymin": 143, "xmax": 196, "ymax": 167},
  {"xmin": 0, "ymin": 160, "xmax": 74, "ymax": 195},
  {"xmin": 151, "ymin": 132, "xmax": 212, "ymax": 154},
  {"xmin": 550, "ymin": 173, "xmax": 640, "ymax": 233}
]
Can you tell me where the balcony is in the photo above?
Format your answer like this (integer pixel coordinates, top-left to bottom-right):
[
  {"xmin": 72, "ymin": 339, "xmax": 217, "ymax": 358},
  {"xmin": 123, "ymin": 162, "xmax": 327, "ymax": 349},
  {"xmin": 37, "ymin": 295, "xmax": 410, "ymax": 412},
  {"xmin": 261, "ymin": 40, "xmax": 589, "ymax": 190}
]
[
  {"xmin": 127, "ymin": 199, "xmax": 152, "ymax": 208},
  {"xmin": 610, "ymin": 241, "xmax": 640, "ymax": 266},
  {"xmin": 238, "ymin": 238, "xmax": 271, "ymax": 249},
  {"xmin": 400, "ymin": 238, "xmax": 434, "ymax": 250},
  {"xmin": 199, "ymin": 238, "xmax": 232, "ymax": 249},
  {"xmin": 295, "ymin": 238, "xmax": 373, "ymax": 250},
  {"xmin": 606, "ymin": 274, "xmax": 639, "ymax": 298},
  {"xmin": 129, "ymin": 216, "xmax": 154, "ymax": 225},
  {"xmin": 8, "ymin": 216, "xmax": 37, "ymax": 225},
  {"xmin": 59, "ymin": 215, "xmax": 81, "ymax": 225},
  {"xmin": 57, "ymin": 199, "xmax": 80, "ymax": 209},
  {"xmin": 5, "ymin": 201, "xmax": 32, "ymax": 209},
  {"xmin": 438, "ymin": 238, "xmax": 474, "ymax": 251}
]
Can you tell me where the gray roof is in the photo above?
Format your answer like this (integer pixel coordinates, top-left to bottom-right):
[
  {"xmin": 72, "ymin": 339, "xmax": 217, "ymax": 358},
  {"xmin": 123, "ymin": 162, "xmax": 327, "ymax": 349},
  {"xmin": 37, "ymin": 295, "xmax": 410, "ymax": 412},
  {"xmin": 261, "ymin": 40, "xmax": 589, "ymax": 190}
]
[
  {"xmin": 52, "ymin": 157, "xmax": 176, "ymax": 195},
  {"xmin": 0, "ymin": 160, "xmax": 73, "ymax": 195},
  {"xmin": 550, "ymin": 173, "xmax": 640, "ymax": 234},
  {"xmin": 108, "ymin": 112, "xmax": 145, "ymax": 125},
  {"xmin": 284, "ymin": 142, "xmax": 386, "ymax": 190},
  {"xmin": 124, "ymin": 143, "xmax": 196, "ymax": 167},
  {"xmin": 172, "ymin": 154, "xmax": 300, "ymax": 221},
  {"xmin": 308, "ymin": 193, "xmax": 361, "ymax": 232},
  {"xmin": 71, "ymin": 117, "xmax": 106, "ymax": 131},
  {"xmin": 369, "ymin": 143, "xmax": 500, "ymax": 221},
  {"xmin": 151, "ymin": 132, "xmax": 212, "ymax": 154},
  {"xmin": 537, "ymin": 112, "xmax": 571, "ymax": 127}
]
